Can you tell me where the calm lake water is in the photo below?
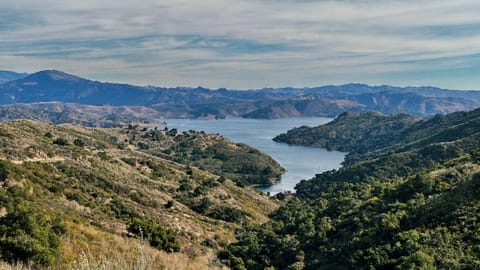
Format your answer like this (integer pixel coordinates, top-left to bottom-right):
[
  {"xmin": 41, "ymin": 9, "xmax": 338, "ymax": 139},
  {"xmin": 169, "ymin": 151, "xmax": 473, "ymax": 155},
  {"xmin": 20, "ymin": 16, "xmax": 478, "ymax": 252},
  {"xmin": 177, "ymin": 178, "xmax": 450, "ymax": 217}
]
[{"xmin": 161, "ymin": 117, "xmax": 346, "ymax": 194}]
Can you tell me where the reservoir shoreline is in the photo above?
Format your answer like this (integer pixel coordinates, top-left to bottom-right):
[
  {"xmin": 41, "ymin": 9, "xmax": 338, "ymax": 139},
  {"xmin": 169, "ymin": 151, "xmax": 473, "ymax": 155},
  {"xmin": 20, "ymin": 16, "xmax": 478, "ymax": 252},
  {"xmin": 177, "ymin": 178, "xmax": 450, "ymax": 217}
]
[{"xmin": 161, "ymin": 117, "xmax": 346, "ymax": 194}]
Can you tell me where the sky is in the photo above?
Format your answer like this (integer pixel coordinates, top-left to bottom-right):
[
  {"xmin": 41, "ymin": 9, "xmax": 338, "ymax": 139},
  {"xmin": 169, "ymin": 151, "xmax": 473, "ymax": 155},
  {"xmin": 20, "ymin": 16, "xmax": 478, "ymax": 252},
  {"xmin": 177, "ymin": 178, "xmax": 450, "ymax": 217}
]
[{"xmin": 1, "ymin": 0, "xmax": 480, "ymax": 90}]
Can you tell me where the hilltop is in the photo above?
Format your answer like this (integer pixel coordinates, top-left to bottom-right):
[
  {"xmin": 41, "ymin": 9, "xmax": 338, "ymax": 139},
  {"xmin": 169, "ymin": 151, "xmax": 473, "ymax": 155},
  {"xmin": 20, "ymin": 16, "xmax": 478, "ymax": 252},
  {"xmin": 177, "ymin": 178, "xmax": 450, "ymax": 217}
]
[{"xmin": 0, "ymin": 120, "xmax": 282, "ymax": 268}]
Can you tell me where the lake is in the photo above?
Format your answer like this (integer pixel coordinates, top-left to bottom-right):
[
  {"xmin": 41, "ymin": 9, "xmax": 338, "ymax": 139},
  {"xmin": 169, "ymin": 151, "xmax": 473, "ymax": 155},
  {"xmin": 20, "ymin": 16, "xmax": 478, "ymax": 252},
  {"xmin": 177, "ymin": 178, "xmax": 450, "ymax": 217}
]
[{"xmin": 161, "ymin": 117, "xmax": 346, "ymax": 194}]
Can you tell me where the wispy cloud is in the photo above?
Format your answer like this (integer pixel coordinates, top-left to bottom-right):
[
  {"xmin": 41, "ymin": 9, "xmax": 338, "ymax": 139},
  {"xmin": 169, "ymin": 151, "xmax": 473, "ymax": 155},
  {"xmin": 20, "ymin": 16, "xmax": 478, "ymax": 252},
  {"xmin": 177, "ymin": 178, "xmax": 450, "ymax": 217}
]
[{"xmin": 1, "ymin": 0, "xmax": 479, "ymax": 89}]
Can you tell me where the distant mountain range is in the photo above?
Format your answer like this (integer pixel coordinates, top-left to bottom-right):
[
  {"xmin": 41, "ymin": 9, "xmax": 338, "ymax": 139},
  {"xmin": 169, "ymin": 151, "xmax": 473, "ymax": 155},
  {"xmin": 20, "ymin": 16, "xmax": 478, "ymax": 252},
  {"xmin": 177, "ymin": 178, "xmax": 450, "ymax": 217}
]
[
  {"xmin": 0, "ymin": 70, "xmax": 29, "ymax": 84},
  {"xmin": 0, "ymin": 69, "xmax": 479, "ymax": 124}
]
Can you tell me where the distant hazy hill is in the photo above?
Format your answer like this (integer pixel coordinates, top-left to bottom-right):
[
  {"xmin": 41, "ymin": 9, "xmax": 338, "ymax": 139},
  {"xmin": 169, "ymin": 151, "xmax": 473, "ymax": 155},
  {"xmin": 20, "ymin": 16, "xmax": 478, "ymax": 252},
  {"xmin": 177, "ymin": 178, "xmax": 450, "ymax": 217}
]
[
  {"xmin": 0, "ymin": 70, "xmax": 162, "ymax": 105},
  {"xmin": 243, "ymin": 96, "xmax": 367, "ymax": 118},
  {"xmin": 0, "ymin": 70, "xmax": 28, "ymax": 84},
  {"xmin": 0, "ymin": 70, "xmax": 266, "ymax": 106},
  {"xmin": 0, "ymin": 102, "xmax": 164, "ymax": 127},
  {"xmin": 1, "ymin": 69, "xmax": 479, "ymax": 121}
]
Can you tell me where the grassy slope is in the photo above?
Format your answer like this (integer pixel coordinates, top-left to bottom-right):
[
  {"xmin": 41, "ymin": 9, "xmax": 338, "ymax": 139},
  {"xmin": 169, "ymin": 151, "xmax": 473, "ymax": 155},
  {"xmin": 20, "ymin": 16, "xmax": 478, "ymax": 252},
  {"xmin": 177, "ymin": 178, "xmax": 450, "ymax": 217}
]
[{"xmin": 0, "ymin": 120, "xmax": 280, "ymax": 269}]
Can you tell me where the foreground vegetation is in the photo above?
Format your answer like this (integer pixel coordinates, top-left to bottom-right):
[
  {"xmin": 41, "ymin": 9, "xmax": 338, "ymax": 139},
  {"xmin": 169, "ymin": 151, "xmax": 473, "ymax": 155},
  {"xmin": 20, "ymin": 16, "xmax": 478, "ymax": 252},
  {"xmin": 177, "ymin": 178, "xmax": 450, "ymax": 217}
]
[
  {"xmin": 0, "ymin": 120, "xmax": 281, "ymax": 268},
  {"xmin": 221, "ymin": 109, "xmax": 480, "ymax": 269},
  {"xmin": 4, "ymin": 107, "xmax": 480, "ymax": 269}
]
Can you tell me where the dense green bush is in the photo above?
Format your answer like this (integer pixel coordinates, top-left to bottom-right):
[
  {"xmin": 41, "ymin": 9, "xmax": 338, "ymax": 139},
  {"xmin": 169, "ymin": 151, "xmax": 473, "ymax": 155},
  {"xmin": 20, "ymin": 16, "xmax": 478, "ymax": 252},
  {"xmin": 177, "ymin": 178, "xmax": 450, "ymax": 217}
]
[
  {"xmin": 53, "ymin": 137, "xmax": 69, "ymax": 146},
  {"xmin": 207, "ymin": 206, "xmax": 246, "ymax": 223},
  {"xmin": 73, "ymin": 138, "xmax": 85, "ymax": 147},
  {"xmin": 128, "ymin": 218, "xmax": 180, "ymax": 252},
  {"xmin": 0, "ymin": 196, "xmax": 65, "ymax": 266},
  {"xmin": 0, "ymin": 162, "xmax": 8, "ymax": 181}
]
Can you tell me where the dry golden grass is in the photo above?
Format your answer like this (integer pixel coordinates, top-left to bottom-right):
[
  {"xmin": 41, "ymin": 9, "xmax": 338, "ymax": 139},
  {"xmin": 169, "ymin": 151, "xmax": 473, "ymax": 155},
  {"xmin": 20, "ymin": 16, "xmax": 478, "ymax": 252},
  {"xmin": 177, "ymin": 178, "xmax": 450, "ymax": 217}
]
[
  {"xmin": 0, "ymin": 251, "xmax": 224, "ymax": 270},
  {"xmin": 0, "ymin": 120, "xmax": 277, "ymax": 270},
  {"xmin": 58, "ymin": 224, "xmax": 224, "ymax": 270},
  {"xmin": 0, "ymin": 228, "xmax": 225, "ymax": 270},
  {"xmin": 0, "ymin": 262, "xmax": 33, "ymax": 270}
]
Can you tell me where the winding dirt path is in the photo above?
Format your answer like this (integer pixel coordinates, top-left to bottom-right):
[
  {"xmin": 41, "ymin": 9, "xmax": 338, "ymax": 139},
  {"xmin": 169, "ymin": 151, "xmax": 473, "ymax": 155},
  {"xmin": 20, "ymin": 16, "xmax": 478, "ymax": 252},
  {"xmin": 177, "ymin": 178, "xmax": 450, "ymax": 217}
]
[{"xmin": 9, "ymin": 157, "xmax": 65, "ymax": 165}]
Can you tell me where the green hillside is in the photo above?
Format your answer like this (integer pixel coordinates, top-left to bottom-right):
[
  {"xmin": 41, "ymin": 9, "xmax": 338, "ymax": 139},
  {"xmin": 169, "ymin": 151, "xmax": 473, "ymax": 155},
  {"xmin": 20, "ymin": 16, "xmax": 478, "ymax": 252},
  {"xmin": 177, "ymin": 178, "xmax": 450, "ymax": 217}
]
[
  {"xmin": 221, "ymin": 109, "xmax": 480, "ymax": 269},
  {"xmin": 273, "ymin": 111, "xmax": 419, "ymax": 153},
  {"xmin": 0, "ymin": 120, "xmax": 282, "ymax": 269}
]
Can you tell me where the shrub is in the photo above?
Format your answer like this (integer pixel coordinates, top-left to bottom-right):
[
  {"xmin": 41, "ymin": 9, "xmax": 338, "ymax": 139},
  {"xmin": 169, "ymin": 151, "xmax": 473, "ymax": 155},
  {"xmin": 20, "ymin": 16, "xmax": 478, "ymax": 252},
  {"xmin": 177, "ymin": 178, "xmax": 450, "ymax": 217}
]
[
  {"xmin": 53, "ymin": 138, "xmax": 69, "ymax": 146},
  {"xmin": 165, "ymin": 200, "xmax": 174, "ymax": 209},
  {"xmin": 0, "ymin": 199, "xmax": 65, "ymax": 266},
  {"xmin": 208, "ymin": 206, "xmax": 246, "ymax": 223},
  {"xmin": 178, "ymin": 181, "xmax": 193, "ymax": 192},
  {"xmin": 137, "ymin": 142, "xmax": 150, "ymax": 150},
  {"xmin": 0, "ymin": 162, "xmax": 8, "ymax": 182},
  {"xmin": 73, "ymin": 138, "xmax": 85, "ymax": 147},
  {"xmin": 97, "ymin": 151, "xmax": 109, "ymax": 160},
  {"xmin": 193, "ymin": 185, "xmax": 208, "ymax": 196},
  {"xmin": 128, "ymin": 218, "xmax": 179, "ymax": 252}
]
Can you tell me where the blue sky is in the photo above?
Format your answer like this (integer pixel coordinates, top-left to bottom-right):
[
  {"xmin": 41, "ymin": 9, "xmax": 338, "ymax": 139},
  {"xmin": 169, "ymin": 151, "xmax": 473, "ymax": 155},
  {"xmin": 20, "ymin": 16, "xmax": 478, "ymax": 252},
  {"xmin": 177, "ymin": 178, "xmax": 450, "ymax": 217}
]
[{"xmin": 1, "ymin": 0, "xmax": 479, "ymax": 90}]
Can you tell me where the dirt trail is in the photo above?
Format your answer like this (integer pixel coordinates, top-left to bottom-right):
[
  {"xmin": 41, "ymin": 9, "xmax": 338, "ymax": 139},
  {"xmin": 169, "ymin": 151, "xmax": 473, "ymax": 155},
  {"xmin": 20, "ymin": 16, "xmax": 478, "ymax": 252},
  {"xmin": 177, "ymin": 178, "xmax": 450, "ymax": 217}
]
[{"xmin": 9, "ymin": 157, "xmax": 65, "ymax": 165}]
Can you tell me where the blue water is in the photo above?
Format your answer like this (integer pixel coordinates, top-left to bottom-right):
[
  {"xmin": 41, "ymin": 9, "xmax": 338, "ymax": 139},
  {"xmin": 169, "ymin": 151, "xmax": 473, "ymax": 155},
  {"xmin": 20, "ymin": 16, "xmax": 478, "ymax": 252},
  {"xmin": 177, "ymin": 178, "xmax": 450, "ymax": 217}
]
[{"xmin": 161, "ymin": 117, "xmax": 346, "ymax": 194}]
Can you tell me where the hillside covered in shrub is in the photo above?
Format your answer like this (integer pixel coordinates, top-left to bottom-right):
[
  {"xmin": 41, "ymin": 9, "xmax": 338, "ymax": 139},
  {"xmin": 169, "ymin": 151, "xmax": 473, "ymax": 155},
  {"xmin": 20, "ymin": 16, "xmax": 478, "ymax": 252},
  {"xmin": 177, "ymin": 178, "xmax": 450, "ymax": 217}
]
[
  {"xmin": 0, "ymin": 120, "xmax": 283, "ymax": 269},
  {"xmin": 221, "ymin": 109, "xmax": 480, "ymax": 269}
]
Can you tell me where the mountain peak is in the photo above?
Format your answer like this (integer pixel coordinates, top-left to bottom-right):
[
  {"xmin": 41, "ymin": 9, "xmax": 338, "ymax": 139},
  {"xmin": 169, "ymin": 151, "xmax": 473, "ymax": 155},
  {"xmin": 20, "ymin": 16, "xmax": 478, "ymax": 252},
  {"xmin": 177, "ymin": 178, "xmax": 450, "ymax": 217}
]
[{"xmin": 25, "ymin": 70, "xmax": 86, "ymax": 82}]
